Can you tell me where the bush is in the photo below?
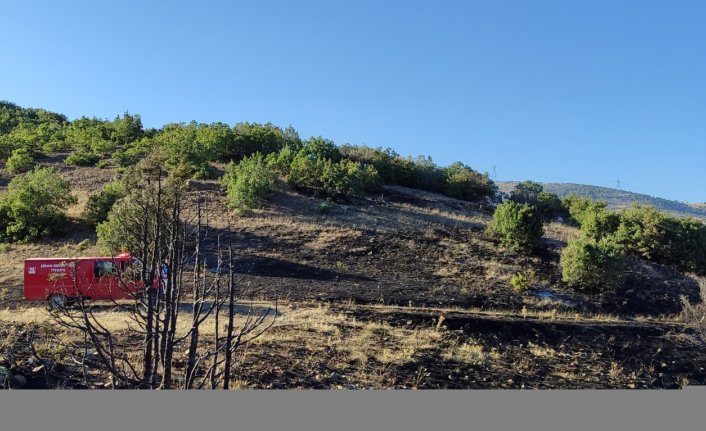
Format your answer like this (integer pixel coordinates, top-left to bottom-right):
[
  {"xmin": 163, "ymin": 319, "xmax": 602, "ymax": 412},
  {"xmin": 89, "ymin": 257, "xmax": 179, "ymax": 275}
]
[
  {"xmin": 510, "ymin": 269, "xmax": 536, "ymax": 292},
  {"xmin": 0, "ymin": 167, "xmax": 77, "ymax": 242},
  {"xmin": 560, "ymin": 237, "xmax": 625, "ymax": 293},
  {"xmin": 288, "ymin": 151, "xmax": 379, "ymax": 200},
  {"xmin": 536, "ymin": 191, "xmax": 566, "ymax": 221},
  {"xmin": 613, "ymin": 205, "xmax": 706, "ymax": 272},
  {"xmin": 66, "ymin": 150, "xmax": 100, "ymax": 166},
  {"xmin": 442, "ymin": 162, "xmax": 497, "ymax": 201},
  {"xmin": 222, "ymin": 153, "xmax": 277, "ymax": 211},
  {"xmin": 489, "ymin": 201, "xmax": 543, "ymax": 254},
  {"xmin": 265, "ymin": 145, "xmax": 295, "ymax": 176},
  {"xmin": 82, "ymin": 180, "xmax": 126, "ymax": 226},
  {"xmin": 510, "ymin": 180, "xmax": 544, "ymax": 205},
  {"xmin": 6, "ymin": 148, "xmax": 35, "ymax": 174},
  {"xmin": 562, "ymin": 194, "xmax": 609, "ymax": 225},
  {"xmin": 579, "ymin": 207, "xmax": 620, "ymax": 241},
  {"xmin": 315, "ymin": 199, "xmax": 334, "ymax": 214},
  {"xmin": 320, "ymin": 158, "xmax": 380, "ymax": 199}
]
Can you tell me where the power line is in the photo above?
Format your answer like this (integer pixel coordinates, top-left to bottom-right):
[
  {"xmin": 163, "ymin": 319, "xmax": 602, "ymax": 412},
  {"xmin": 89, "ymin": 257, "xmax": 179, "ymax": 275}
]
[
  {"xmin": 492, "ymin": 165, "xmax": 497, "ymax": 181},
  {"xmin": 616, "ymin": 179, "xmax": 621, "ymax": 190}
]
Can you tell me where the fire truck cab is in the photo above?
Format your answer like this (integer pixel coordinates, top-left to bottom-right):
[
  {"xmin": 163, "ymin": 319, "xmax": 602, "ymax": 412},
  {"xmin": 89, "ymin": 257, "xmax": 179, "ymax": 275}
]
[{"xmin": 23, "ymin": 253, "xmax": 144, "ymax": 309}]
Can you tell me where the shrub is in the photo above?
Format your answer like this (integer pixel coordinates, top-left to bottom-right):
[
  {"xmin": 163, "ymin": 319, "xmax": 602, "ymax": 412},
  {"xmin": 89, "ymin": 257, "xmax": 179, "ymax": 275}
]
[
  {"xmin": 82, "ymin": 180, "xmax": 126, "ymax": 226},
  {"xmin": 288, "ymin": 151, "xmax": 379, "ymax": 200},
  {"xmin": 320, "ymin": 158, "xmax": 380, "ymax": 199},
  {"xmin": 112, "ymin": 148, "xmax": 141, "ymax": 167},
  {"xmin": 613, "ymin": 205, "xmax": 706, "ymax": 272},
  {"xmin": 315, "ymin": 199, "xmax": 334, "ymax": 214},
  {"xmin": 510, "ymin": 269, "xmax": 536, "ymax": 292},
  {"xmin": 224, "ymin": 122, "xmax": 299, "ymax": 161},
  {"xmin": 510, "ymin": 180, "xmax": 544, "ymax": 205},
  {"xmin": 0, "ymin": 167, "xmax": 77, "ymax": 242},
  {"xmin": 579, "ymin": 207, "xmax": 620, "ymax": 241},
  {"xmin": 265, "ymin": 144, "xmax": 295, "ymax": 176},
  {"xmin": 222, "ymin": 153, "xmax": 277, "ymax": 211},
  {"xmin": 6, "ymin": 148, "xmax": 36, "ymax": 174},
  {"xmin": 560, "ymin": 236, "xmax": 625, "ymax": 293},
  {"xmin": 66, "ymin": 150, "xmax": 100, "ymax": 166},
  {"xmin": 562, "ymin": 194, "xmax": 609, "ymax": 225},
  {"xmin": 489, "ymin": 201, "xmax": 543, "ymax": 254},
  {"xmin": 536, "ymin": 191, "xmax": 566, "ymax": 221},
  {"xmin": 442, "ymin": 162, "xmax": 497, "ymax": 201}
]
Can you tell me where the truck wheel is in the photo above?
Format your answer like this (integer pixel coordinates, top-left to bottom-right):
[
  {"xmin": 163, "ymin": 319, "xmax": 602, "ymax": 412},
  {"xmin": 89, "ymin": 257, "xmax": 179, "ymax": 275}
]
[{"xmin": 47, "ymin": 294, "xmax": 67, "ymax": 311}]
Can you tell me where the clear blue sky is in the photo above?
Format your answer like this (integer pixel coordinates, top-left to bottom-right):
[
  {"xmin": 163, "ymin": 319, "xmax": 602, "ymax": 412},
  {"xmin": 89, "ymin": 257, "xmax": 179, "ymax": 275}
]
[{"xmin": 2, "ymin": 1, "xmax": 705, "ymax": 202}]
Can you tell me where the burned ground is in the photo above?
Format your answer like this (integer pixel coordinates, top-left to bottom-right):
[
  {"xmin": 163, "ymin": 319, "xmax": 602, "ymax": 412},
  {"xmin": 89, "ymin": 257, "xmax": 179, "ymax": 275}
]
[{"xmin": 1, "ymin": 164, "xmax": 705, "ymax": 389}]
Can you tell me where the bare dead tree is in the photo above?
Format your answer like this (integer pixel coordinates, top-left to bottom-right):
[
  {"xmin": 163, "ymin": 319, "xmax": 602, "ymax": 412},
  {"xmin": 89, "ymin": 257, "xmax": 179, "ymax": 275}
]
[{"xmin": 50, "ymin": 157, "xmax": 277, "ymax": 389}]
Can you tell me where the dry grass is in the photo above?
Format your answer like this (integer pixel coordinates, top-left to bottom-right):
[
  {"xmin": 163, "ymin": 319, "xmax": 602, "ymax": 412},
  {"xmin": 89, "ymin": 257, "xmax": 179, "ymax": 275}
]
[
  {"xmin": 543, "ymin": 221, "xmax": 579, "ymax": 244},
  {"xmin": 441, "ymin": 337, "xmax": 499, "ymax": 365}
]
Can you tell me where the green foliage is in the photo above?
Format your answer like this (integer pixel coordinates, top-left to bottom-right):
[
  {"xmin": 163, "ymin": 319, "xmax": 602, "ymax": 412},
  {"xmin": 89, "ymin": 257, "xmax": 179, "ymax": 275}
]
[
  {"xmin": 0, "ymin": 102, "xmax": 68, "ymax": 157},
  {"xmin": 110, "ymin": 111, "xmax": 143, "ymax": 146},
  {"xmin": 298, "ymin": 136, "xmax": 342, "ymax": 162},
  {"xmin": 0, "ymin": 167, "xmax": 76, "ymax": 242},
  {"xmin": 562, "ymin": 194, "xmax": 609, "ymax": 225},
  {"xmin": 65, "ymin": 117, "xmax": 114, "ymax": 155},
  {"xmin": 560, "ymin": 236, "xmax": 625, "ymax": 293},
  {"xmin": 65, "ymin": 150, "xmax": 101, "ymax": 166},
  {"xmin": 96, "ymin": 160, "xmax": 185, "ymax": 255},
  {"xmin": 288, "ymin": 150, "xmax": 379, "ymax": 200},
  {"xmin": 580, "ymin": 207, "xmax": 620, "ymax": 241},
  {"xmin": 536, "ymin": 191, "xmax": 566, "ymax": 221},
  {"xmin": 442, "ymin": 162, "xmax": 497, "ymax": 201},
  {"xmin": 339, "ymin": 145, "xmax": 400, "ymax": 184},
  {"xmin": 510, "ymin": 269, "xmax": 536, "ymax": 292},
  {"xmin": 490, "ymin": 201, "xmax": 543, "ymax": 254},
  {"xmin": 223, "ymin": 122, "xmax": 300, "ymax": 161},
  {"xmin": 82, "ymin": 180, "xmax": 126, "ymax": 226},
  {"xmin": 112, "ymin": 144, "xmax": 147, "ymax": 167},
  {"xmin": 6, "ymin": 147, "xmax": 36, "ymax": 174},
  {"xmin": 96, "ymin": 196, "xmax": 142, "ymax": 255},
  {"xmin": 510, "ymin": 180, "xmax": 544, "ymax": 205},
  {"xmin": 265, "ymin": 144, "xmax": 296, "ymax": 176},
  {"xmin": 222, "ymin": 153, "xmax": 278, "ymax": 211},
  {"xmin": 613, "ymin": 205, "xmax": 706, "ymax": 272}
]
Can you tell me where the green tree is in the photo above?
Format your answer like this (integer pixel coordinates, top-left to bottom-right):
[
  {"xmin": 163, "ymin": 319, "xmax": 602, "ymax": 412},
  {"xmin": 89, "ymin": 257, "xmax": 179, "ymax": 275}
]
[
  {"xmin": 222, "ymin": 153, "xmax": 278, "ymax": 211},
  {"xmin": 65, "ymin": 117, "xmax": 114, "ymax": 155},
  {"xmin": 579, "ymin": 207, "xmax": 620, "ymax": 241},
  {"xmin": 6, "ymin": 147, "xmax": 36, "ymax": 174},
  {"xmin": 65, "ymin": 150, "xmax": 101, "ymax": 166},
  {"xmin": 110, "ymin": 111, "xmax": 143, "ymax": 146},
  {"xmin": 560, "ymin": 236, "xmax": 625, "ymax": 293},
  {"xmin": 536, "ymin": 191, "xmax": 566, "ymax": 221},
  {"xmin": 83, "ymin": 180, "xmax": 126, "ymax": 226},
  {"xmin": 562, "ymin": 194, "xmax": 609, "ymax": 226},
  {"xmin": 489, "ymin": 201, "xmax": 543, "ymax": 254},
  {"xmin": 442, "ymin": 162, "xmax": 497, "ymax": 201},
  {"xmin": 0, "ymin": 168, "xmax": 77, "ymax": 242},
  {"xmin": 510, "ymin": 180, "xmax": 544, "ymax": 205}
]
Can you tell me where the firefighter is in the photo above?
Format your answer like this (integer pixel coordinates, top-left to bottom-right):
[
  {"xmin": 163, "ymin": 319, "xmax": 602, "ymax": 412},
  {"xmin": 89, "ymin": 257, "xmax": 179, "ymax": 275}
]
[{"xmin": 159, "ymin": 259, "xmax": 169, "ymax": 300}]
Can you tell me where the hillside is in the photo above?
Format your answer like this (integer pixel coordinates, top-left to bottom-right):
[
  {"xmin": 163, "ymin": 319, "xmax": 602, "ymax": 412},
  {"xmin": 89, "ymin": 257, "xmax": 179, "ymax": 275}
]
[
  {"xmin": 1, "ymin": 160, "xmax": 706, "ymax": 389},
  {"xmin": 1, "ymin": 102, "xmax": 706, "ymax": 389},
  {"xmin": 498, "ymin": 181, "xmax": 706, "ymax": 220}
]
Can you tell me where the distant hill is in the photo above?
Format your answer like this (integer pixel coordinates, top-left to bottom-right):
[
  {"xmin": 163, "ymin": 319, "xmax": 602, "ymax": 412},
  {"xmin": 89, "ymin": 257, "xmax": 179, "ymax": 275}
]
[{"xmin": 497, "ymin": 181, "xmax": 706, "ymax": 221}]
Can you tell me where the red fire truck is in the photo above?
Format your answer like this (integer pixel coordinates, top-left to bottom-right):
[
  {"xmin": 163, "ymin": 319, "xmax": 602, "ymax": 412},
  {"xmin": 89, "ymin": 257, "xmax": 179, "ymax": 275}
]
[{"xmin": 23, "ymin": 253, "xmax": 147, "ymax": 309}]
